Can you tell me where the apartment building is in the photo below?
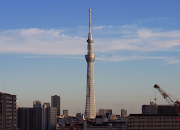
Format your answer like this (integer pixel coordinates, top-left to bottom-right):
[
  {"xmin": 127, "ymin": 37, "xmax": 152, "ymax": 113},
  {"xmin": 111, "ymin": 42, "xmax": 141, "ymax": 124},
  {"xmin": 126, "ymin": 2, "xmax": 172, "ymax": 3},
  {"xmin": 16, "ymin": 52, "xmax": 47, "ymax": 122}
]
[
  {"xmin": 0, "ymin": 92, "xmax": 16, "ymax": 130},
  {"xmin": 128, "ymin": 114, "xmax": 180, "ymax": 130}
]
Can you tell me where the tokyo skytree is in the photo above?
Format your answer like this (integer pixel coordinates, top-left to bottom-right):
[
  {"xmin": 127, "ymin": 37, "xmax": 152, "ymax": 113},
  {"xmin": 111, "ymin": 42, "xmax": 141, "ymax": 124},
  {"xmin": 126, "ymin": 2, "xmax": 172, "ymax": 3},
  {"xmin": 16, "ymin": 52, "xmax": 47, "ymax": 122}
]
[{"xmin": 85, "ymin": 9, "xmax": 96, "ymax": 119}]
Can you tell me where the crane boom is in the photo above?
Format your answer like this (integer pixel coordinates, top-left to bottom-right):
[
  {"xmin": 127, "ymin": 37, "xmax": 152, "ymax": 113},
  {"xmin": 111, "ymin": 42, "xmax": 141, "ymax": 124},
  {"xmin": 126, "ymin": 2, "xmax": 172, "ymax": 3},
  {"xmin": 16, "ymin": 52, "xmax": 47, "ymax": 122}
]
[
  {"xmin": 153, "ymin": 84, "xmax": 180, "ymax": 114},
  {"xmin": 154, "ymin": 84, "xmax": 175, "ymax": 106}
]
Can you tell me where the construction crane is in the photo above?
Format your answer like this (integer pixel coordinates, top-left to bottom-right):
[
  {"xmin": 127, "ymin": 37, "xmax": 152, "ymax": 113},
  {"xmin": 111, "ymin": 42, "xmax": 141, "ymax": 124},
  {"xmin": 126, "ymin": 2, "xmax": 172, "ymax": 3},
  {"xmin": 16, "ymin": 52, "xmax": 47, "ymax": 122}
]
[
  {"xmin": 153, "ymin": 84, "xmax": 180, "ymax": 114},
  {"xmin": 66, "ymin": 117, "xmax": 79, "ymax": 130}
]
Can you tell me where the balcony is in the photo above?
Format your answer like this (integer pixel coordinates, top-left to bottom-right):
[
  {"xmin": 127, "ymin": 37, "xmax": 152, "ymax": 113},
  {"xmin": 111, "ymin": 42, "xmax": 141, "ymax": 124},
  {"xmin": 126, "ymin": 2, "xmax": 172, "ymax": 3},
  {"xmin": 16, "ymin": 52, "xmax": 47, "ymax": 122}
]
[
  {"xmin": 5, "ymin": 96, "xmax": 12, "ymax": 100},
  {"xmin": 6, "ymin": 104, "xmax": 12, "ymax": 107},
  {"xmin": 5, "ymin": 116, "xmax": 12, "ymax": 119},
  {"xmin": 6, "ymin": 100, "xmax": 12, "ymax": 103}
]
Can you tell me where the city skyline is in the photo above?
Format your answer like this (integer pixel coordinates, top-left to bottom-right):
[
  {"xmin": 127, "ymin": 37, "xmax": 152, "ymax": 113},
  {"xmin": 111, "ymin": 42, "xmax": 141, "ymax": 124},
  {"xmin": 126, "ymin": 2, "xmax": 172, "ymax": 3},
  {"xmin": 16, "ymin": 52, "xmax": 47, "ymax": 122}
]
[{"xmin": 0, "ymin": 0, "xmax": 180, "ymax": 115}]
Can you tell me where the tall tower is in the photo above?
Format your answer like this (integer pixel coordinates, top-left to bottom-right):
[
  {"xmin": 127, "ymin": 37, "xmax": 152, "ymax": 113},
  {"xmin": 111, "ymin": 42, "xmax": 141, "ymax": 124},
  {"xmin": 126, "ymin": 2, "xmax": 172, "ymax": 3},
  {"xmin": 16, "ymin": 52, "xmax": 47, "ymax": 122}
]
[
  {"xmin": 85, "ymin": 9, "xmax": 96, "ymax": 119},
  {"xmin": 51, "ymin": 95, "xmax": 60, "ymax": 116}
]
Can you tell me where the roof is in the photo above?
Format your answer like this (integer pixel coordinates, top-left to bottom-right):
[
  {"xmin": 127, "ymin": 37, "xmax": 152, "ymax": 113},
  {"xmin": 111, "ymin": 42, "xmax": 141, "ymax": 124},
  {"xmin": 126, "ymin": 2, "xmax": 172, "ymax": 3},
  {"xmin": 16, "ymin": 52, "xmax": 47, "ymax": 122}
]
[{"xmin": 129, "ymin": 114, "xmax": 179, "ymax": 116}]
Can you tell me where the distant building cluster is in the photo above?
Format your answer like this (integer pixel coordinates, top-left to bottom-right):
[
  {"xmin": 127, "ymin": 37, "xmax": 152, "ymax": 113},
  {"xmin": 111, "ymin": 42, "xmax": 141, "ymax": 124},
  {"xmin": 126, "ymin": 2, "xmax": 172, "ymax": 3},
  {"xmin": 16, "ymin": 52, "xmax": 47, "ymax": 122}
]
[
  {"xmin": 2, "ymin": 92, "xmax": 180, "ymax": 130},
  {"xmin": 16, "ymin": 95, "xmax": 61, "ymax": 130},
  {"xmin": 1, "ymin": 91, "xmax": 131, "ymax": 130}
]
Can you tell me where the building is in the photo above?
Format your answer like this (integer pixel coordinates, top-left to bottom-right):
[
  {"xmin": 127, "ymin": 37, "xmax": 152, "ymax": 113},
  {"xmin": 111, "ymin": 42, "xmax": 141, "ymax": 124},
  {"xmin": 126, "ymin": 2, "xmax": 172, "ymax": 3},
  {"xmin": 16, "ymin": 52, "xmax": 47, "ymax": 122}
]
[
  {"xmin": 142, "ymin": 102, "xmax": 179, "ymax": 115},
  {"xmin": 28, "ymin": 108, "xmax": 42, "ymax": 130},
  {"xmin": 29, "ymin": 100, "xmax": 42, "ymax": 130},
  {"xmin": 33, "ymin": 100, "xmax": 42, "ymax": 108},
  {"xmin": 0, "ymin": 92, "xmax": 16, "ymax": 130},
  {"xmin": 9, "ymin": 125, "xmax": 20, "ymax": 130},
  {"xmin": 142, "ymin": 102, "xmax": 157, "ymax": 114},
  {"xmin": 128, "ymin": 114, "xmax": 180, "ymax": 130},
  {"xmin": 17, "ymin": 101, "xmax": 42, "ymax": 130},
  {"xmin": 83, "ymin": 120, "xmax": 126, "ymax": 130},
  {"xmin": 76, "ymin": 113, "xmax": 82, "ymax": 121},
  {"xmin": 158, "ymin": 105, "xmax": 177, "ymax": 114},
  {"xmin": 17, "ymin": 107, "xmax": 29, "ymax": 130},
  {"xmin": 42, "ymin": 103, "xmax": 57, "ymax": 130},
  {"xmin": 30, "ymin": 101, "xmax": 42, "ymax": 130},
  {"xmin": 121, "ymin": 109, "xmax": 127, "ymax": 117},
  {"xmin": 108, "ymin": 114, "xmax": 117, "ymax": 121},
  {"xmin": 47, "ymin": 107, "xmax": 57, "ymax": 130},
  {"xmin": 63, "ymin": 110, "xmax": 68, "ymax": 117},
  {"xmin": 99, "ymin": 109, "xmax": 112, "ymax": 117},
  {"xmin": 42, "ymin": 103, "xmax": 50, "ymax": 130},
  {"xmin": 51, "ymin": 95, "xmax": 60, "ymax": 116},
  {"xmin": 85, "ymin": 9, "xmax": 96, "ymax": 119}
]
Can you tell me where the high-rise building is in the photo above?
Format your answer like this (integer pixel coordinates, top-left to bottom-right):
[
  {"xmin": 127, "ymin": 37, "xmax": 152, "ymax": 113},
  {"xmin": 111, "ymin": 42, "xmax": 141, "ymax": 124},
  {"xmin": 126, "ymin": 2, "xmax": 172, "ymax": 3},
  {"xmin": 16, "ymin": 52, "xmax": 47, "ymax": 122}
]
[
  {"xmin": 29, "ymin": 100, "xmax": 42, "ymax": 130},
  {"xmin": 63, "ymin": 110, "xmax": 68, "ymax": 117},
  {"xmin": 17, "ymin": 107, "xmax": 42, "ymax": 130},
  {"xmin": 29, "ymin": 107, "xmax": 42, "ymax": 130},
  {"xmin": 17, "ymin": 101, "xmax": 42, "ymax": 130},
  {"xmin": 47, "ymin": 107, "xmax": 57, "ymax": 130},
  {"xmin": 85, "ymin": 9, "xmax": 96, "ymax": 119},
  {"xmin": 121, "ymin": 109, "xmax": 127, "ymax": 117},
  {"xmin": 42, "ymin": 103, "xmax": 50, "ymax": 130},
  {"xmin": 51, "ymin": 95, "xmax": 60, "ymax": 116},
  {"xmin": 17, "ymin": 107, "xmax": 29, "ymax": 130},
  {"xmin": 0, "ymin": 92, "xmax": 16, "ymax": 130}
]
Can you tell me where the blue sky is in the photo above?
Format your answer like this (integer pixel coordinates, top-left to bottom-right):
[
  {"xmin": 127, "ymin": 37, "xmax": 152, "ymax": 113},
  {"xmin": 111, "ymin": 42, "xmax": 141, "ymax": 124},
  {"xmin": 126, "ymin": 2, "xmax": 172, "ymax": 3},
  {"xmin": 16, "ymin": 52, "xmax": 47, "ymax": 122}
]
[{"xmin": 0, "ymin": 0, "xmax": 180, "ymax": 115}]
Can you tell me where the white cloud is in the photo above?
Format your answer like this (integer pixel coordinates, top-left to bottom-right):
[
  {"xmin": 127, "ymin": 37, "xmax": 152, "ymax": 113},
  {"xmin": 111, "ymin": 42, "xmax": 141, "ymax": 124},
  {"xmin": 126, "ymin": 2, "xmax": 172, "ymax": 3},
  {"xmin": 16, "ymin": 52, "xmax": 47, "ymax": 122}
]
[
  {"xmin": 0, "ymin": 26, "xmax": 180, "ymax": 64},
  {"xmin": 0, "ymin": 28, "xmax": 86, "ymax": 55},
  {"xmin": 137, "ymin": 29, "xmax": 180, "ymax": 39},
  {"xmin": 119, "ymin": 25, "xmax": 137, "ymax": 29},
  {"xmin": 96, "ymin": 55, "xmax": 179, "ymax": 64},
  {"xmin": 92, "ymin": 26, "xmax": 104, "ymax": 30},
  {"xmin": 78, "ymin": 26, "xmax": 84, "ymax": 29}
]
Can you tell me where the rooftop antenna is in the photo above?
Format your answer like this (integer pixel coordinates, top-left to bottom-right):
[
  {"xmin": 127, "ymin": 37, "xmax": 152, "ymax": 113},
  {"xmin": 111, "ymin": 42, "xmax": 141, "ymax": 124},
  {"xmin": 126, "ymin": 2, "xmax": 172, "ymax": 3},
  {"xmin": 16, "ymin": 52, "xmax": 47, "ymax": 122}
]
[{"xmin": 89, "ymin": 9, "xmax": 91, "ymax": 33}]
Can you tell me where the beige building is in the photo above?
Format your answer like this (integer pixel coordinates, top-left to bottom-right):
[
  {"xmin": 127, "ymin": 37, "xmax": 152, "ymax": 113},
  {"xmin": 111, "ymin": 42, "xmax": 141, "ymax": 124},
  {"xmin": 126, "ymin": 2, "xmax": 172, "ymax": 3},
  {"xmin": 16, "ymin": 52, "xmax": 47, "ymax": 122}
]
[
  {"xmin": 0, "ymin": 92, "xmax": 17, "ymax": 130},
  {"xmin": 63, "ymin": 110, "xmax": 68, "ymax": 117},
  {"xmin": 48, "ymin": 107, "xmax": 57, "ymax": 130},
  {"xmin": 128, "ymin": 114, "xmax": 180, "ymax": 130},
  {"xmin": 99, "ymin": 109, "xmax": 112, "ymax": 116},
  {"xmin": 121, "ymin": 109, "xmax": 127, "ymax": 117}
]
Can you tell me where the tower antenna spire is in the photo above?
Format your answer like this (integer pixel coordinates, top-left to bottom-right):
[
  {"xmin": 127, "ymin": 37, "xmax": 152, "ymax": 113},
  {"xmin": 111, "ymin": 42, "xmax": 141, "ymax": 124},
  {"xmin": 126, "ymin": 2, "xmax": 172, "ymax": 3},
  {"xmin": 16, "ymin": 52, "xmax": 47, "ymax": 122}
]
[{"xmin": 89, "ymin": 9, "xmax": 91, "ymax": 33}]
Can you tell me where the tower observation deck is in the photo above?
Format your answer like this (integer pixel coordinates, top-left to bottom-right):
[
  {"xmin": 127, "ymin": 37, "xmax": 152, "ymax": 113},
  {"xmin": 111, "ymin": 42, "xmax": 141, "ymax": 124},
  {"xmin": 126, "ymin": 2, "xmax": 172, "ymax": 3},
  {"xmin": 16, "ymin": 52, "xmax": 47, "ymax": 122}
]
[{"xmin": 85, "ymin": 9, "xmax": 96, "ymax": 119}]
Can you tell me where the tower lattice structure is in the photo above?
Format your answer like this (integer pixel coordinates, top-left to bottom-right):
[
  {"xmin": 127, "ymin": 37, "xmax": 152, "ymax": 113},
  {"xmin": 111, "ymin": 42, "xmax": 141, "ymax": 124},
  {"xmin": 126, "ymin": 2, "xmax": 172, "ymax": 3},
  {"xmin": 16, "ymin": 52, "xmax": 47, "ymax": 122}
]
[{"xmin": 85, "ymin": 9, "xmax": 96, "ymax": 119}]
